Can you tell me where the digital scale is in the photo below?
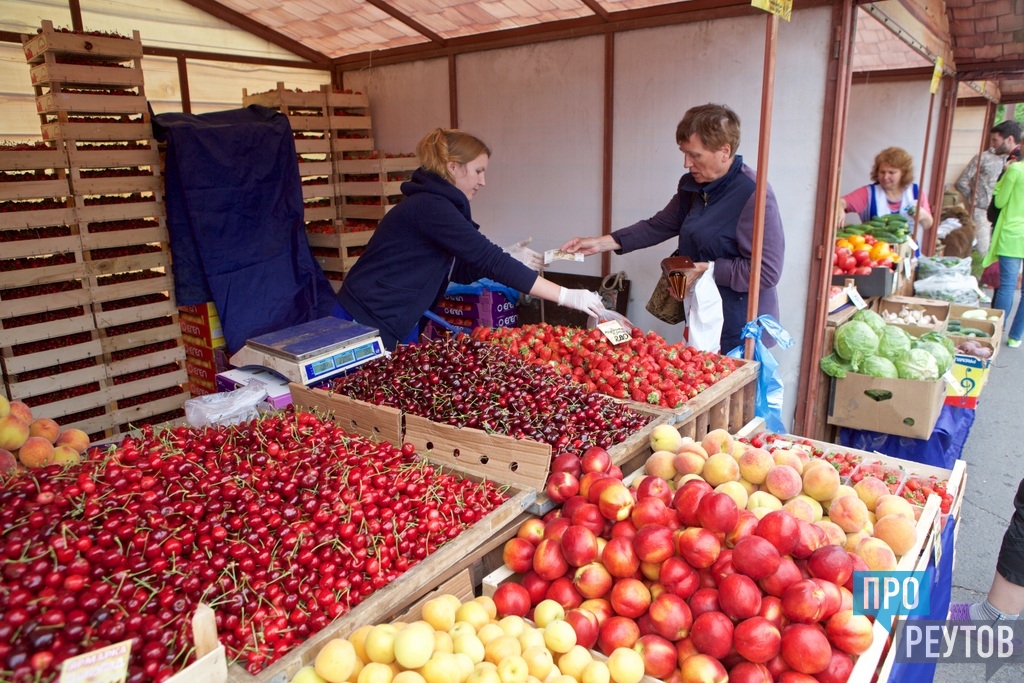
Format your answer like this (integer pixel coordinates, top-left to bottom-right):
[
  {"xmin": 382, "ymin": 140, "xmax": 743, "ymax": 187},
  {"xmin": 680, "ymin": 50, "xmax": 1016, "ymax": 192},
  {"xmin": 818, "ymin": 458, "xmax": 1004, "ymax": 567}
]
[{"xmin": 228, "ymin": 317, "xmax": 385, "ymax": 386}]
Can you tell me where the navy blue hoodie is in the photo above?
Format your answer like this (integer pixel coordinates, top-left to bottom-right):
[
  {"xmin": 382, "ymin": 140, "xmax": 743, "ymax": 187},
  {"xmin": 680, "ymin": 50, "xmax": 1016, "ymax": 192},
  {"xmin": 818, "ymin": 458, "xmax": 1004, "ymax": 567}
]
[{"xmin": 336, "ymin": 169, "xmax": 538, "ymax": 349}]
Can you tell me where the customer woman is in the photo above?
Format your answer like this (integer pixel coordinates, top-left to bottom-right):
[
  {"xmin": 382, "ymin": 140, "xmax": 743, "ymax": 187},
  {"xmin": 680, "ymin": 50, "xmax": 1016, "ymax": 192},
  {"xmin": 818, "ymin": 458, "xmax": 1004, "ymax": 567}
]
[
  {"xmin": 333, "ymin": 128, "xmax": 603, "ymax": 350},
  {"xmin": 982, "ymin": 158, "xmax": 1024, "ymax": 347},
  {"xmin": 838, "ymin": 146, "xmax": 933, "ymax": 243},
  {"xmin": 560, "ymin": 103, "xmax": 785, "ymax": 353}
]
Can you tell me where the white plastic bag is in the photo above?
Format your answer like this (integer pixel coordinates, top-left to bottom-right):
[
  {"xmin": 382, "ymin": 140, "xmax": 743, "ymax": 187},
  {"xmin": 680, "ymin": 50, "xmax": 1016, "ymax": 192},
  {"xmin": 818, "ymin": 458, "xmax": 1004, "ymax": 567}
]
[
  {"xmin": 184, "ymin": 381, "xmax": 267, "ymax": 427},
  {"xmin": 683, "ymin": 263, "xmax": 724, "ymax": 352}
]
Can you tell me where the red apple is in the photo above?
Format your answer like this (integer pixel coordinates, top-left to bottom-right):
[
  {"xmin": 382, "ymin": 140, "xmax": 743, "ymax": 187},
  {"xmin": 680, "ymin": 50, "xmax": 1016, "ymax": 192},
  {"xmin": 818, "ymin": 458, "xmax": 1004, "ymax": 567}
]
[
  {"xmin": 634, "ymin": 634, "xmax": 678, "ymax": 679},
  {"xmin": 551, "ymin": 452, "xmax": 582, "ymax": 478},
  {"xmin": 581, "ymin": 445, "xmax": 612, "ymax": 474},
  {"xmin": 733, "ymin": 616, "xmax": 781, "ymax": 663},
  {"xmin": 546, "ymin": 471, "xmax": 580, "ymax": 504},
  {"xmin": 673, "ymin": 478, "xmax": 713, "ymax": 527},
  {"xmin": 598, "ymin": 482, "xmax": 636, "ymax": 522},
  {"xmin": 564, "ymin": 607, "xmax": 600, "ymax": 649},
  {"xmin": 687, "ymin": 587, "xmax": 720, "ymax": 618},
  {"xmin": 659, "ymin": 556, "xmax": 699, "ymax": 599},
  {"xmin": 546, "ymin": 575, "xmax": 583, "ymax": 609},
  {"xmin": 730, "ymin": 535, "xmax": 782, "ymax": 580},
  {"xmin": 758, "ymin": 556, "xmax": 803, "ymax": 598},
  {"xmin": 601, "ymin": 535, "xmax": 641, "ymax": 578},
  {"xmin": 635, "ymin": 474, "xmax": 673, "ymax": 505},
  {"xmin": 648, "ymin": 592, "xmax": 693, "ymax": 640},
  {"xmin": 631, "ymin": 496, "xmax": 672, "ymax": 529},
  {"xmin": 598, "ymin": 615, "xmax": 641, "ymax": 655},
  {"xmin": 493, "ymin": 582, "xmax": 531, "ymax": 617},
  {"xmin": 807, "ymin": 544, "xmax": 854, "ymax": 587},
  {"xmin": 609, "ymin": 577, "xmax": 651, "ymax": 619},
  {"xmin": 679, "ymin": 653, "xmax": 728, "ymax": 683},
  {"xmin": 690, "ymin": 610, "xmax": 734, "ymax": 660},
  {"xmin": 697, "ymin": 491, "xmax": 739, "ymax": 534},
  {"xmin": 532, "ymin": 538, "xmax": 569, "ymax": 581},
  {"xmin": 717, "ymin": 573, "xmax": 762, "ymax": 621},
  {"xmin": 503, "ymin": 537, "xmax": 536, "ymax": 573},
  {"xmin": 755, "ymin": 510, "xmax": 799, "ymax": 557},
  {"xmin": 573, "ymin": 561, "xmax": 613, "ymax": 600},
  {"xmin": 633, "ymin": 524, "xmax": 675, "ymax": 564},
  {"xmin": 780, "ymin": 624, "xmax": 832, "ymax": 675},
  {"xmin": 520, "ymin": 570, "xmax": 551, "ymax": 606},
  {"xmin": 675, "ymin": 527, "xmax": 722, "ymax": 569}
]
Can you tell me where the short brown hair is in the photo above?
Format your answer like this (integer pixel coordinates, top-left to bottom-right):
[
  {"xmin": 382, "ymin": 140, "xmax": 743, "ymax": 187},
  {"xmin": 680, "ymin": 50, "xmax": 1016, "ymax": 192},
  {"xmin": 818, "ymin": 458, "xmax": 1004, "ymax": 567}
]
[
  {"xmin": 416, "ymin": 128, "xmax": 491, "ymax": 183},
  {"xmin": 870, "ymin": 147, "xmax": 915, "ymax": 189},
  {"xmin": 676, "ymin": 104, "xmax": 741, "ymax": 157}
]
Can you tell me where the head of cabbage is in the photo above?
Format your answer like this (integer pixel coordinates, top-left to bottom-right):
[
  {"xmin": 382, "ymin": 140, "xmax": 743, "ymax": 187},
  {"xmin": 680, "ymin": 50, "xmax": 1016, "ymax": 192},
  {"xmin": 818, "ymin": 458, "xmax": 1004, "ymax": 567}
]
[
  {"xmin": 860, "ymin": 356, "xmax": 899, "ymax": 379},
  {"xmin": 895, "ymin": 348, "xmax": 940, "ymax": 380},
  {"xmin": 913, "ymin": 339, "xmax": 953, "ymax": 375},
  {"xmin": 877, "ymin": 325, "xmax": 912, "ymax": 362},
  {"xmin": 852, "ymin": 308, "xmax": 886, "ymax": 335},
  {"xmin": 834, "ymin": 320, "xmax": 880, "ymax": 369}
]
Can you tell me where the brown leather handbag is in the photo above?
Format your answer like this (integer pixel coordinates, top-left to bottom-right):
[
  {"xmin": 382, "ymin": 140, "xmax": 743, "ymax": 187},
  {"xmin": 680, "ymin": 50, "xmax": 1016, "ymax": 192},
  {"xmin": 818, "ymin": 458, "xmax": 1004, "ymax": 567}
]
[{"xmin": 645, "ymin": 255, "xmax": 697, "ymax": 324}]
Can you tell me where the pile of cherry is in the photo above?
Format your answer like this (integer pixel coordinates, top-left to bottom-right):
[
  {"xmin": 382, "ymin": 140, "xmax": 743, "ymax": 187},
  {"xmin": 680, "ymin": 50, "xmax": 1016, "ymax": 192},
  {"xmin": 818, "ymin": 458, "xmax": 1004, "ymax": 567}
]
[{"xmin": 0, "ymin": 410, "xmax": 508, "ymax": 682}]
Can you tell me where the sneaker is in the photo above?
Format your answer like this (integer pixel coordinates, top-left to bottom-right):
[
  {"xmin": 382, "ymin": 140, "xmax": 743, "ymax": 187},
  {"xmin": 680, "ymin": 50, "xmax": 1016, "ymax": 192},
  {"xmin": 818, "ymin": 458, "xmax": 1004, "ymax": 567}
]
[{"xmin": 1009, "ymin": 338, "xmax": 1022, "ymax": 348}]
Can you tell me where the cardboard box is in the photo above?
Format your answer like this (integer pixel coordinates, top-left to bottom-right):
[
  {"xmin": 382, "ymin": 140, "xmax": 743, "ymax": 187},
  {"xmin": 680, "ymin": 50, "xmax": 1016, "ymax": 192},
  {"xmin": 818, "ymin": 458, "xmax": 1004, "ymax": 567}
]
[
  {"xmin": 216, "ymin": 366, "xmax": 293, "ymax": 409},
  {"xmin": 949, "ymin": 304, "xmax": 1004, "ymax": 342},
  {"xmin": 183, "ymin": 342, "xmax": 231, "ymax": 373},
  {"xmin": 876, "ymin": 295, "xmax": 949, "ymax": 330},
  {"xmin": 178, "ymin": 302, "xmax": 219, "ymax": 324},
  {"xmin": 831, "ymin": 267, "xmax": 896, "ymax": 298},
  {"xmin": 180, "ymin": 318, "xmax": 224, "ymax": 347},
  {"xmin": 827, "ymin": 373, "xmax": 945, "ymax": 439}
]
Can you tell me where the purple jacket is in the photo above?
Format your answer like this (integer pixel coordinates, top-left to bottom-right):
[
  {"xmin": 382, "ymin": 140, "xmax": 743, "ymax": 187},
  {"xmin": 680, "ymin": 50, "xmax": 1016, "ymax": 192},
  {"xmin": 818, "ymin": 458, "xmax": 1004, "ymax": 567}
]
[{"xmin": 612, "ymin": 156, "xmax": 785, "ymax": 351}]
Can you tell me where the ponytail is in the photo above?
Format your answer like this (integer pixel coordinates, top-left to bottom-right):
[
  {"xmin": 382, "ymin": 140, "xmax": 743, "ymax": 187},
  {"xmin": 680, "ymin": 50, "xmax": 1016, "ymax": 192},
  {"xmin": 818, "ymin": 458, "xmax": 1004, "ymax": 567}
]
[{"xmin": 417, "ymin": 128, "xmax": 491, "ymax": 182}]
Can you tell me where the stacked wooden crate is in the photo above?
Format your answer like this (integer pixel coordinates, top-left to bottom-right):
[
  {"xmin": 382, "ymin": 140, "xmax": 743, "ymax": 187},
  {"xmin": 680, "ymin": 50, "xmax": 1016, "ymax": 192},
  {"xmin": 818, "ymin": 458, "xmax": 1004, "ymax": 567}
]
[
  {"xmin": 242, "ymin": 84, "xmax": 417, "ymax": 286},
  {"xmin": 14, "ymin": 21, "xmax": 187, "ymax": 437}
]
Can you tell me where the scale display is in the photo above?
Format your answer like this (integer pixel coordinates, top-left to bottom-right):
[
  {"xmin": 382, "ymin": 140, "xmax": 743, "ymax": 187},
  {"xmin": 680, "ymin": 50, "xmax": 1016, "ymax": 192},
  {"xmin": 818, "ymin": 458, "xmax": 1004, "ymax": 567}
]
[{"xmin": 303, "ymin": 340, "xmax": 382, "ymax": 382}]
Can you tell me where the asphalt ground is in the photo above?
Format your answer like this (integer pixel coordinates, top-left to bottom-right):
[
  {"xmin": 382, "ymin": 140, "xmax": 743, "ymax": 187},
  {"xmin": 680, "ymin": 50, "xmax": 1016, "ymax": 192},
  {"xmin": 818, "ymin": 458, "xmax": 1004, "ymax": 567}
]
[{"xmin": 932, "ymin": 290, "xmax": 1024, "ymax": 683}]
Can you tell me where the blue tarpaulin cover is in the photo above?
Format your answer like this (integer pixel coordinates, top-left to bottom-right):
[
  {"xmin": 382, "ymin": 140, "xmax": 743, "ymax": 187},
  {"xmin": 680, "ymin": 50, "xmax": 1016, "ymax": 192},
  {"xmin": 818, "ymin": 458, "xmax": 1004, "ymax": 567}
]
[
  {"xmin": 152, "ymin": 105, "xmax": 336, "ymax": 354},
  {"xmin": 838, "ymin": 404, "xmax": 975, "ymax": 470}
]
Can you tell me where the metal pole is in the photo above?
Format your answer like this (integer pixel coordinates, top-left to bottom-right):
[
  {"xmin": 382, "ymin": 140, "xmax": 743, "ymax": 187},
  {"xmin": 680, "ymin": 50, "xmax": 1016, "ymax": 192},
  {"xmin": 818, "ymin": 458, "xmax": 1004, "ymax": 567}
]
[
  {"xmin": 745, "ymin": 12, "xmax": 778, "ymax": 360},
  {"xmin": 916, "ymin": 85, "xmax": 937, "ymax": 254}
]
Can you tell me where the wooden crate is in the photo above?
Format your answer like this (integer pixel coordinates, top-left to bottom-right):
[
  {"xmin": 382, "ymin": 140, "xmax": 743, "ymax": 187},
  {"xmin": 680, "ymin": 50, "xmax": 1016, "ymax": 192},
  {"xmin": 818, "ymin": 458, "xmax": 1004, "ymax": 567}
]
[
  {"xmin": 0, "ymin": 236, "xmax": 84, "ymax": 272},
  {"xmin": 75, "ymin": 197, "xmax": 165, "ymax": 224},
  {"xmin": 29, "ymin": 62, "xmax": 146, "ymax": 89},
  {"xmin": 99, "ymin": 316, "xmax": 182, "ymax": 356},
  {"xmin": 41, "ymin": 120, "xmax": 153, "ymax": 143},
  {"xmin": 1, "ymin": 332, "xmax": 103, "ymax": 376},
  {"xmin": 228, "ymin": 482, "xmax": 536, "ymax": 683},
  {"xmin": 25, "ymin": 383, "xmax": 111, "ymax": 422},
  {"xmin": 1, "ymin": 305, "xmax": 95, "ymax": 347},
  {"xmin": 289, "ymin": 382, "xmax": 403, "ymax": 444},
  {"xmin": 0, "ymin": 174, "xmax": 70, "ymax": 202},
  {"xmin": 36, "ymin": 90, "xmax": 148, "ymax": 115},
  {"xmin": 0, "ymin": 144, "xmax": 75, "ymax": 236},
  {"xmin": 22, "ymin": 22, "xmax": 143, "ymax": 64},
  {"xmin": 335, "ymin": 156, "xmax": 419, "ymax": 177}
]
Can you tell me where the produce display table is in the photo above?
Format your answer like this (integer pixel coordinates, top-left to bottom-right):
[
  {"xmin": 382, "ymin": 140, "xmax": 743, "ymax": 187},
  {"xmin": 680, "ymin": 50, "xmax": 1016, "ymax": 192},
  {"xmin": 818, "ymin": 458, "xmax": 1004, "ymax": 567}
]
[{"xmin": 837, "ymin": 403, "xmax": 975, "ymax": 470}]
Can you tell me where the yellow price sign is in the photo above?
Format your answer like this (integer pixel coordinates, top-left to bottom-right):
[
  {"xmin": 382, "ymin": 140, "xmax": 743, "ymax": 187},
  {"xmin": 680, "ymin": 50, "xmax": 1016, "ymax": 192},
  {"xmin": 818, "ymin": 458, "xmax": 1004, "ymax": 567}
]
[
  {"xmin": 751, "ymin": 0, "xmax": 792, "ymax": 21},
  {"xmin": 930, "ymin": 58, "xmax": 944, "ymax": 94}
]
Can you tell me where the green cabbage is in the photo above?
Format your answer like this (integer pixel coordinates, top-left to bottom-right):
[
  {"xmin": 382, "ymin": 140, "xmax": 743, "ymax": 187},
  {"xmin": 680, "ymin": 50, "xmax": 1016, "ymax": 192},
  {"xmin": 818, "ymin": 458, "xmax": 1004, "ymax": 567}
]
[
  {"xmin": 834, "ymin": 320, "xmax": 880, "ymax": 370},
  {"xmin": 917, "ymin": 331, "xmax": 955, "ymax": 355},
  {"xmin": 877, "ymin": 325, "xmax": 912, "ymax": 362},
  {"xmin": 820, "ymin": 353, "xmax": 853, "ymax": 378},
  {"xmin": 913, "ymin": 340, "xmax": 953, "ymax": 375},
  {"xmin": 852, "ymin": 308, "xmax": 886, "ymax": 335},
  {"xmin": 895, "ymin": 348, "xmax": 940, "ymax": 380},
  {"xmin": 861, "ymin": 356, "xmax": 899, "ymax": 379}
]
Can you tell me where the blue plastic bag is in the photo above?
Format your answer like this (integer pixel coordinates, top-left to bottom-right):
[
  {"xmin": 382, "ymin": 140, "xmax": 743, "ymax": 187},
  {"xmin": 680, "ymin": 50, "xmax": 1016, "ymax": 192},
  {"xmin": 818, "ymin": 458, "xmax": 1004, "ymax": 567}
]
[{"xmin": 727, "ymin": 315, "xmax": 793, "ymax": 434}]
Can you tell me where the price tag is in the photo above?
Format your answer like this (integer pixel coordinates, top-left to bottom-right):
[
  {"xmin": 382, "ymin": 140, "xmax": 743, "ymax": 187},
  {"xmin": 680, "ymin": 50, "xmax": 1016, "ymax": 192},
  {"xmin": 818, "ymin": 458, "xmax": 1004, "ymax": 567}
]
[
  {"xmin": 846, "ymin": 286, "xmax": 867, "ymax": 310},
  {"xmin": 933, "ymin": 507, "xmax": 944, "ymax": 566},
  {"xmin": 942, "ymin": 369, "xmax": 965, "ymax": 394},
  {"xmin": 903, "ymin": 256, "xmax": 913, "ymax": 279},
  {"xmin": 59, "ymin": 639, "xmax": 132, "ymax": 683},
  {"xmin": 597, "ymin": 320, "xmax": 631, "ymax": 345}
]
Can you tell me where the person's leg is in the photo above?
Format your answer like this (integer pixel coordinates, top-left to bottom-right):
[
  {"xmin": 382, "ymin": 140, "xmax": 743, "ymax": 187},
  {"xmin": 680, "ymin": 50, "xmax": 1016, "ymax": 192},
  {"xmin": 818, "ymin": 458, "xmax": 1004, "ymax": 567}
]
[
  {"xmin": 973, "ymin": 210, "xmax": 991, "ymax": 256},
  {"xmin": 1010, "ymin": 285, "xmax": 1024, "ymax": 343},
  {"xmin": 993, "ymin": 255, "xmax": 1019, "ymax": 316}
]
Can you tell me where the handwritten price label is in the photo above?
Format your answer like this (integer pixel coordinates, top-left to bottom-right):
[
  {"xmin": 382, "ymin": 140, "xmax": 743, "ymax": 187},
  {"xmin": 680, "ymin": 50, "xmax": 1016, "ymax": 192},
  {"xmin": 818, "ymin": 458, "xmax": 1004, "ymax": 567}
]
[
  {"xmin": 597, "ymin": 320, "xmax": 631, "ymax": 345},
  {"xmin": 59, "ymin": 639, "xmax": 132, "ymax": 683}
]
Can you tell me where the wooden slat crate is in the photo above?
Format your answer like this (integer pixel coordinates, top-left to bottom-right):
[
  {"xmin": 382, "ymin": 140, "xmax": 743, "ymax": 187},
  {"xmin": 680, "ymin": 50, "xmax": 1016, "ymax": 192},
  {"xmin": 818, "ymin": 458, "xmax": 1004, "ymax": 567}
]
[
  {"xmin": 325, "ymin": 90, "xmax": 371, "ymax": 110},
  {"xmin": 0, "ymin": 144, "xmax": 75, "ymax": 234},
  {"xmin": 22, "ymin": 22, "xmax": 144, "ymax": 63},
  {"xmin": 1, "ymin": 333, "xmax": 103, "ymax": 376},
  {"xmin": 79, "ymin": 224, "xmax": 168, "ymax": 251},
  {"xmin": 337, "ymin": 180, "xmax": 405, "ymax": 197},
  {"xmin": 66, "ymin": 144, "xmax": 156, "ymax": 168},
  {"xmin": 0, "ymin": 205, "xmax": 76, "ymax": 230},
  {"xmin": 0, "ymin": 305, "xmax": 95, "ymax": 347},
  {"xmin": 0, "ymin": 233, "xmax": 82, "ymax": 261},
  {"xmin": 25, "ymin": 383, "xmax": 111, "ymax": 422},
  {"xmin": 88, "ymin": 271, "xmax": 173, "ymax": 304},
  {"xmin": 5, "ymin": 362, "xmax": 106, "ymax": 402},
  {"xmin": 84, "ymin": 249, "xmax": 171, "ymax": 279},
  {"xmin": 293, "ymin": 137, "xmax": 331, "ymax": 155},
  {"xmin": 333, "ymin": 136, "xmax": 375, "ymax": 153},
  {"xmin": 75, "ymin": 197, "xmax": 165, "ymax": 224},
  {"xmin": 1, "ymin": 281, "xmax": 92, "ymax": 319},
  {"xmin": 299, "ymin": 180, "xmax": 335, "ymax": 201},
  {"xmin": 327, "ymin": 114, "xmax": 373, "ymax": 134},
  {"xmin": 106, "ymin": 343, "xmax": 185, "ymax": 379},
  {"xmin": 36, "ymin": 90, "xmax": 148, "ymax": 115},
  {"xmin": 106, "ymin": 367, "xmax": 187, "ymax": 404},
  {"xmin": 0, "ymin": 176, "xmax": 69, "ymax": 202},
  {"xmin": 69, "ymin": 172, "xmax": 161, "ymax": 196},
  {"xmin": 0, "ymin": 144, "xmax": 65, "ymax": 170},
  {"xmin": 30, "ymin": 62, "xmax": 146, "ymax": 89},
  {"xmin": 41, "ymin": 121, "xmax": 153, "ymax": 143},
  {"xmin": 227, "ymin": 481, "xmax": 536, "ymax": 683},
  {"xmin": 99, "ymin": 317, "xmax": 181, "ymax": 355},
  {"xmin": 94, "ymin": 298, "xmax": 177, "ymax": 330}
]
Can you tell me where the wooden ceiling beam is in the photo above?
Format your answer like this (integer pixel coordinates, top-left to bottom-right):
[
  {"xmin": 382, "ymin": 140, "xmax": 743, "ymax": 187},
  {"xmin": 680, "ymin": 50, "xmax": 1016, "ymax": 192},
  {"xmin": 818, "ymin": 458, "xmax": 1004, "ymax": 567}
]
[
  {"xmin": 176, "ymin": 0, "xmax": 330, "ymax": 65},
  {"xmin": 142, "ymin": 45, "xmax": 329, "ymax": 70},
  {"xmin": 364, "ymin": 0, "xmax": 447, "ymax": 45}
]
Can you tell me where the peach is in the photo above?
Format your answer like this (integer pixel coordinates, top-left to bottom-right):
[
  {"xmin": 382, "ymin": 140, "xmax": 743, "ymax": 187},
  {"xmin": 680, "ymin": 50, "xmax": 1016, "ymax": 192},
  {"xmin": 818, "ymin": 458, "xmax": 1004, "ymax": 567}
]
[
  {"xmin": 677, "ymin": 440, "xmax": 709, "ymax": 459},
  {"xmin": 673, "ymin": 450, "xmax": 706, "ymax": 477},
  {"xmin": 700, "ymin": 428, "xmax": 733, "ymax": 456},
  {"xmin": 0, "ymin": 395, "xmax": 8, "ymax": 420},
  {"xmin": 874, "ymin": 495, "xmax": 917, "ymax": 521},
  {"xmin": 815, "ymin": 520, "xmax": 847, "ymax": 547},
  {"xmin": 801, "ymin": 458, "xmax": 830, "ymax": 473},
  {"xmin": 714, "ymin": 481, "xmax": 748, "ymax": 511},
  {"xmin": 29, "ymin": 418, "xmax": 61, "ymax": 445},
  {"xmin": 0, "ymin": 415, "xmax": 30, "ymax": 452},
  {"xmin": 827, "ymin": 495, "xmax": 869, "ymax": 533},
  {"xmin": 843, "ymin": 530, "xmax": 872, "ymax": 553},
  {"xmin": 645, "ymin": 451, "xmax": 678, "ymax": 481},
  {"xmin": 872, "ymin": 514, "xmax": 918, "ymax": 556},
  {"xmin": 17, "ymin": 436, "xmax": 55, "ymax": 468},
  {"xmin": 649, "ymin": 424, "xmax": 684, "ymax": 454},
  {"xmin": 52, "ymin": 446, "xmax": 81, "ymax": 466},
  {"xmin": 827, "ymin": 485, "xmax": 858, "ymax": 510},
  {"xmin": 730, "ymin": 440, "xmax": 749, "ymax": 461},
  {"xmin": 801, "ymin": 464, "xmax": 840, "ymax": 503},
  {"xmin": 746, "ymin": 491, "xmax": 783, "ymax": 512},
  {"xmin": 793, "ymin": 495, "xmax": 824, "ymax": 522},
  {"xmin": 853, "ymin": 477, "xmax": 889, "ymax": 512},
  {"xmin": 702, "ymin": 453, "xmax": 740, "ymax": 487},
  {"xmin": 674, "ymin": 473, "xmax": 704, "ymax": 489},
  {"xmin": 771, "ymin": 449, "xmax": 804, "ymax": 475},
  {"xmin": 738, "ymin": 448, "xmax": 774, "ymax": 485},
  {"xmin": 764, "ymin": 466, "xmax": 803, "ymax": 501},
  {"xmin": 0, "ymin": 448, "xmax": 17, "ymax": 476},
  {"xmin": 55, "ymin": 428, "xmax": 90, "ymax": 455},
  {"xmin": 853, "ymin": 537, "xmax": 897, "ymax": 571},
  {"xmin": 8, "ymin": 400, "xmax": 33, "ymax": 425},
  {"xmin": 782, "ymin": 498, "xmax": 816, "ymax": 524}
]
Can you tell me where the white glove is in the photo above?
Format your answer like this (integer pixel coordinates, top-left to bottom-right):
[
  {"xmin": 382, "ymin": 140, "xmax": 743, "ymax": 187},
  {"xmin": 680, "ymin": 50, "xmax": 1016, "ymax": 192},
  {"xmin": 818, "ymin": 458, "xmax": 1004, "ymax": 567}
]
[
  {"xmin": 505, "ymin": 237, "xmax": 544, "ymax": 271},
  {"xmin": 558, "ymin": 288, "xmax": 604, "ymax": 318}
]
